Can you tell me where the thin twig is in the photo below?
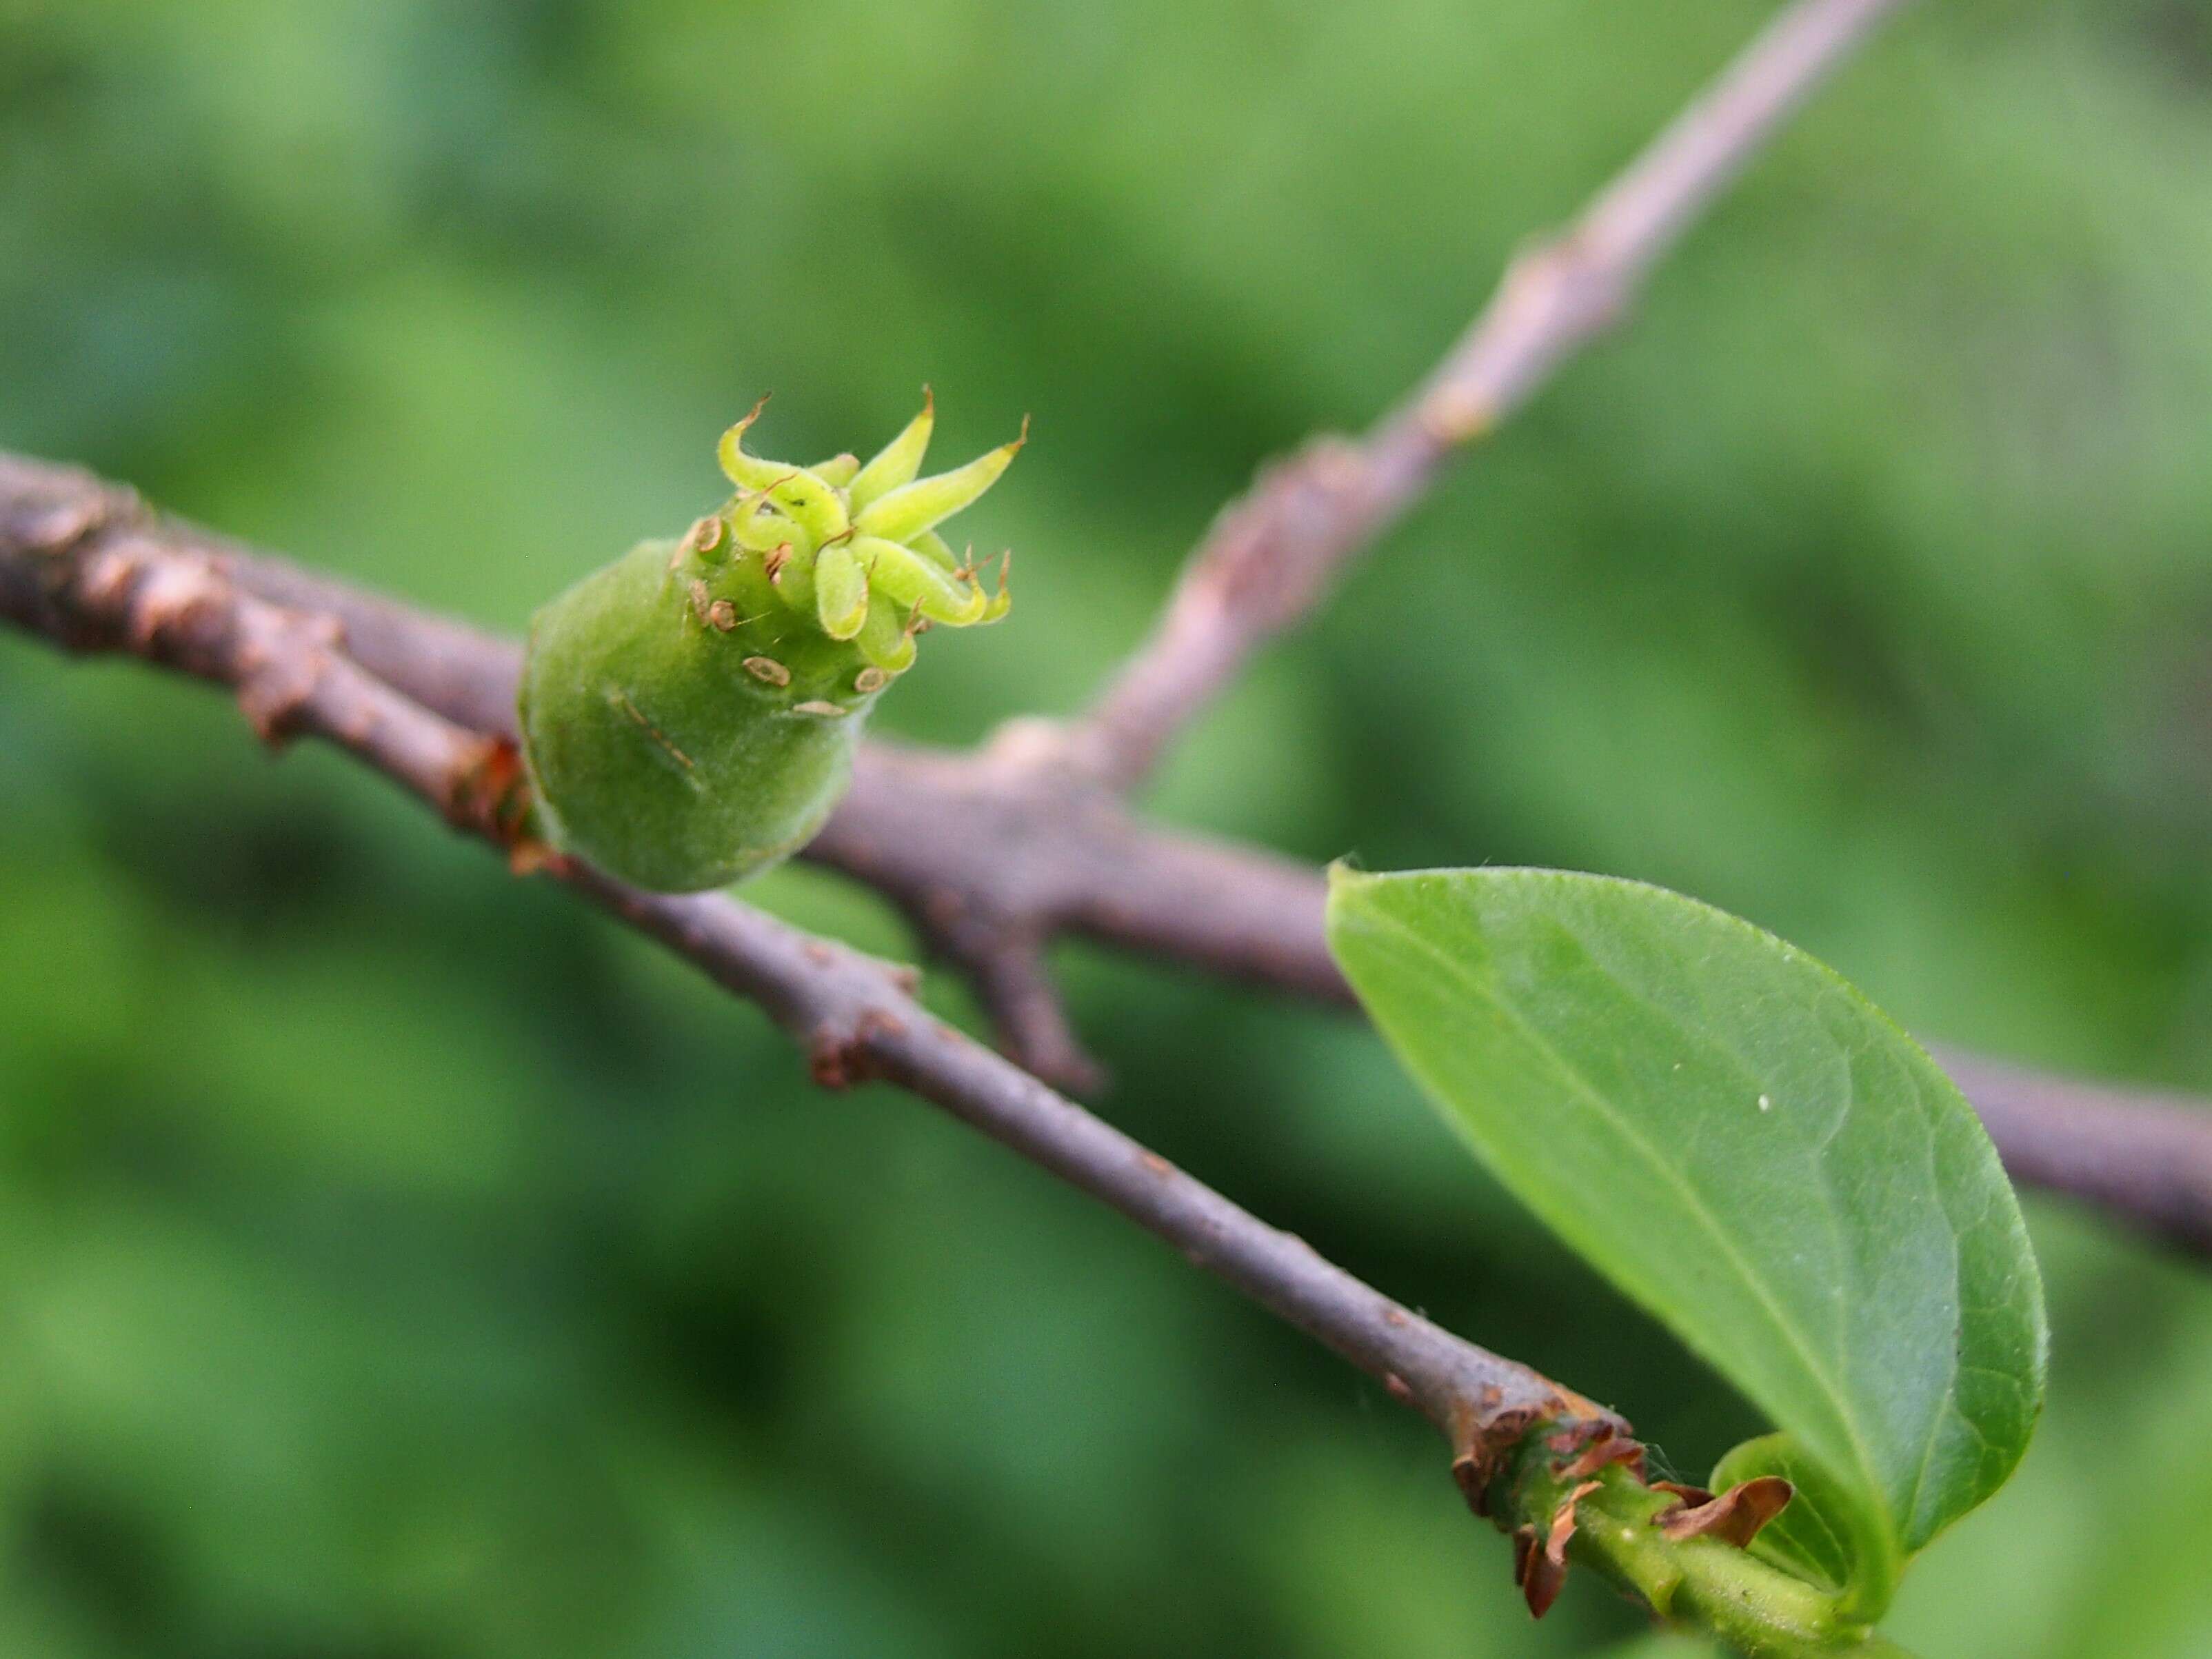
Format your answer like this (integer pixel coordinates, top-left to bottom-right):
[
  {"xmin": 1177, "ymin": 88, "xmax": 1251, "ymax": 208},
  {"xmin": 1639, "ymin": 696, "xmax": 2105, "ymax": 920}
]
[
  {"xmin": 194, "ymin": 0, "xmax": 1920, "ymax": 1089},
  {"xmin": 11, "ymin": 452, "xmax": 2211, "ymax": 1256},
  {"xmin": 1930, "ymin": 1049, "xmax": 2212, "ymax": 1256},
  {"xmin": 1069, "ymin": 0, "xmax": 1918, "ymax": 791},
  {"xmin": 10, "ymin": 4, "xmax": 2204, "ymax": 1262},
  {"xmin": 0, "ymin": 456, "xmax": 1614, "ymax": 1480}
]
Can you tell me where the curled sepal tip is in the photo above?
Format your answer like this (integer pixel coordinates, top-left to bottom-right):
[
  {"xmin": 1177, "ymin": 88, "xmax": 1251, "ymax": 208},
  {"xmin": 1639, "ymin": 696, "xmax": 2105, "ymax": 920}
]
[
  {"xmin": 980, "ymin": 550, "xmax": 1012, "ymax": 622},
  {"xmin": 718, "ymin": 399, "xmax": 849, "ymax": 545},
  {"xmin": 854, "ymin": 412, "xmax": 1027, "ymax": 544},
  {"xmin": 727, "ymin": 395, "xmax": 1022, "ymax": 647}
]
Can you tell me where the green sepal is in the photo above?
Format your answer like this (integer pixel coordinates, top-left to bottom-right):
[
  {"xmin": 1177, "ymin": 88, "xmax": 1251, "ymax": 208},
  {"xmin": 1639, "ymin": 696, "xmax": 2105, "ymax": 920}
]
[
  {"xmin": 730, "ymin": 501, "xmax": 807, "ymax": 559},
  {"xmin": 814, "ymin": 540, "xmax": 869, "ymax": 639},
  {"xmin": 854, "ymin": 416, "xmax": 1026, "ymax": 543},
  {"xmin": 853, "ymin": 534, "xmax": 986, "ymax": 624},
  {"xmin": 854, "ymin": 593, "xmax": 918, "ymax": 674},
  {"xmin": 910, "ymin": 528, "xmax": 962, "ymax": 572},
  {"xmin": 978, "ymin": 550, "xmax": 1012, "ymax": 621},
  {"xmin": 770, "ymin": 537, "xmax": 815, "ymax": 612},
  {"xmin": 718, "ymin": 399, "xmax": 849, "ymax": 544},
  {"xmin": 850, "ymin": 389, "xmax": 935, "ymax": 512},
  {"xmin": 1711, "ymin": 1435, "xmax": 1899, "ymax": 1620}
]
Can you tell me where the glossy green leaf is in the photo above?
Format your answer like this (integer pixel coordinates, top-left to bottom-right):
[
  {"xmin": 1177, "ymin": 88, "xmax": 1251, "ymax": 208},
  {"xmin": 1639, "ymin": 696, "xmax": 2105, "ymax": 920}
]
[
  {"xmin": 1709, "ymin": 1433, "xmax": 1883, "ymax": 1611},
  {"xmin": 1325, "ymin": 867, "xmax": 2046, "ymax": 1618}
]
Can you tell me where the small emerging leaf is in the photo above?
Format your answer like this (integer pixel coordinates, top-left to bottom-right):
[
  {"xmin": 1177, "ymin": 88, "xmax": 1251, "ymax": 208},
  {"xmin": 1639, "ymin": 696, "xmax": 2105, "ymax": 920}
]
[{"xmin": 1710, "ymin": 1434, "xmax": 1887, "ymax": 1611}]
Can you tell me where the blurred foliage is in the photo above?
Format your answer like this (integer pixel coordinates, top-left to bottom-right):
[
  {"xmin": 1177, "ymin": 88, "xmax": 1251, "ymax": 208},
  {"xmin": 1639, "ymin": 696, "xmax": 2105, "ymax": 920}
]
[{"xmin": 6, "ymin": 0, "xmax": 2212, "ymax": 1653}]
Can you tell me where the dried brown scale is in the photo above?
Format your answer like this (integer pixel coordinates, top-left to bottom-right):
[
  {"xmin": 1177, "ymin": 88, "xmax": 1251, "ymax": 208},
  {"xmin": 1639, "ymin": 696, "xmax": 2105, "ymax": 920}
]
[
  {"xmin": 1547, "ymin": 1480, "xmax": 1602, "ymax": 1565},
  {"xmin": 1452, "ymin": 1407, "xmax": 1538, "ymax": 1516},
  {"xmin": 1652, "ymin": 1476, "xmax": 1797, "ymax": 1548},
  {"xmin": 1558, "ymin": 1431, "xmax": 1647, "ymax": 1483},
  {"xmin": 1514, "ymin": 1525, "xmax": 1568, "ymax": 1618}
]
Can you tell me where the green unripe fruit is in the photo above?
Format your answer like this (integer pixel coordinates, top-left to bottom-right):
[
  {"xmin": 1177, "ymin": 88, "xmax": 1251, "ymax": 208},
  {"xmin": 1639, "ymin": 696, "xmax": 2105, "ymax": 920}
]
[{"xmin": 518, "ymin": 392, "xmax": 1020, "ymax": 891}]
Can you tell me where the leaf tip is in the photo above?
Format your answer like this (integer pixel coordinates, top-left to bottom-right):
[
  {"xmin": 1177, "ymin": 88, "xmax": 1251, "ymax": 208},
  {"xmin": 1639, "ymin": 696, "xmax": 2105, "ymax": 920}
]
[{"xmin": 1324, "ymin": 857, "xmax": 1371, "ymax": 896}]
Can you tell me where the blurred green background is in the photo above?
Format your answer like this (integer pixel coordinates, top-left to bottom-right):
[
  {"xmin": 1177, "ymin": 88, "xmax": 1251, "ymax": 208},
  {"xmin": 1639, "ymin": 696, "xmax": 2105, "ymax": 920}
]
[{"xmin": 6, "ymin": 0, "xmax": 2212, "ymax": 1652}]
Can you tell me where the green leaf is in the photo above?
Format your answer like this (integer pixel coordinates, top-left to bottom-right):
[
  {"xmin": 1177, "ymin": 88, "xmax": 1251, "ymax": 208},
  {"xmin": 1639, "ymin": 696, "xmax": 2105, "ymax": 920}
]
[
  {"xmin": 1325, "ymin": 867, "xmax": 2046, "ymax": 1619},
  {"xmin": 1709, "ymin": 1434, "xmax": 1883, "ymax": 1611}
]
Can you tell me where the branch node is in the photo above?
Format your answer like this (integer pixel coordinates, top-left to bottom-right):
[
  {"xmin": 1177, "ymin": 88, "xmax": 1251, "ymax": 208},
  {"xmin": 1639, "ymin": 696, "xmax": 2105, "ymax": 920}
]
[
  {"xmin": 1449, "ymin": 1402, "xmax": 1539, "ymax": 1518},
  {"xmin": 124, "ymin": 551, "xmax": 228, "ymax": 652},
  {"xmin": 956, "ymin": 930, "xmax": 1107, "ymax": 1094},
  {"xmin": 237, "ymin": 649, "xmax": 326, "ymax": 747},
  {"xmin": 807, "ymin": 1005, "xmax": 906, "ymax": 1089},
  {"xmin": 19, "ymin": 487, "xmax": 129, "ymax": 556},
  {"xmin": 445, "ymin": 734, "xmax": 541, "ymax": 853}
]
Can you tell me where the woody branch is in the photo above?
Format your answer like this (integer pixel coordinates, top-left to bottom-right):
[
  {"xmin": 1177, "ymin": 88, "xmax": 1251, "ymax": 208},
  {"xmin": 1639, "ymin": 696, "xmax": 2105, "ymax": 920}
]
[
  {"xmin": 10, "ymin": 0, "xmax": 2211, "ymax": 1256},
  {"xmin": 0, "ymin": 462, "xmax": 1616, "ymax": 1486}
]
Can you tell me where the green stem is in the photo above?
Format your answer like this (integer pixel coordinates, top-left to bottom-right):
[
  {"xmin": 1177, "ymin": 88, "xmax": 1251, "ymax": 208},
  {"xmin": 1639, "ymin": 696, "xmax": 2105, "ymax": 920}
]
[{"xmin": 1489, "ymin": 1431, "xmax": 1911, "ymax": 1658}]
